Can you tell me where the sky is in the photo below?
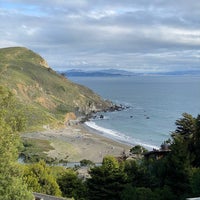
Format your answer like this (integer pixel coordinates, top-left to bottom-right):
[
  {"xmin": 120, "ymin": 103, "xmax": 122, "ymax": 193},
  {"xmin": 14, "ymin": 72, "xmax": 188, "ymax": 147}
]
[{"xmin": 0, "ymin": 0, "xmax": 200, "ymax": 72}]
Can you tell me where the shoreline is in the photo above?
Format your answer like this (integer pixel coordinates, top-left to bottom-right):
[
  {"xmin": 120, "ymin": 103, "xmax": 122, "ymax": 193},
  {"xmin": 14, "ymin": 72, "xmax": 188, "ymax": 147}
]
[
  {"xmin": 22, "ymin": 123, "xmax": 132, "ymax": 163},
  {"xmin": 84, "ymin": 120, "xmax": 160, "ymax": 150},
  {"xmin": 83, "ymin": 121, "xmax": 134, "ymax": 147}
]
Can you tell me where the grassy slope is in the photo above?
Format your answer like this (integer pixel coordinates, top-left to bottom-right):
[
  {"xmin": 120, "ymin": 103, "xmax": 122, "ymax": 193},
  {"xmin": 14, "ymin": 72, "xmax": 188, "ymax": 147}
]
[{"xmin": 0, "ymin": 47, "xmax": 111, "ymax": 131}]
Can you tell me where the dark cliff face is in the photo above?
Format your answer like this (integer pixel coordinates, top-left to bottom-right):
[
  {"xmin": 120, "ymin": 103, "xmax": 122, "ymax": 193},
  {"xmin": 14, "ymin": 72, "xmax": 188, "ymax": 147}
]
[{"xmin": 0, "ymin": 47, "xmax": 112, "ymax": 130}]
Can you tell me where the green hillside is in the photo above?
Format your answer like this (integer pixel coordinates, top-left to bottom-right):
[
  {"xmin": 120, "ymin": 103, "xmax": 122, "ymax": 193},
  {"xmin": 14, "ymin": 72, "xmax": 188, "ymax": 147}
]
[{"xmin": 0, "ymin": 47, "xmax": 112, "ymax": 130}]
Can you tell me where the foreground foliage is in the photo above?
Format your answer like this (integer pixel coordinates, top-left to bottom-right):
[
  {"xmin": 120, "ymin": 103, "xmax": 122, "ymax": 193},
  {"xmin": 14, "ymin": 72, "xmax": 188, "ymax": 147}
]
[
  {"xmin": 0, "ymin": 86, "xmax": 33, "ymax": 199},
  {"xmin": 87, "ymin": 156, "xmax": 127, "ymax": 200},
  {"xmin": 22, "ymin": 160, "xmax": 62, "ymax": 196}
]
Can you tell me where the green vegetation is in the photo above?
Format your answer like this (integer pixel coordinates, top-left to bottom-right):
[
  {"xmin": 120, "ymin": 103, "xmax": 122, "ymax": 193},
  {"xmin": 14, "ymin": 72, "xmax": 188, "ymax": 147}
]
[
  {"xmin": 130, "ymin": 145, "xmax": 148, "ymax": 154},
  {"xmin": 87, "ymin": 156, "xmax": 127, "ymax": 200},
  {"xmin": 0, "ymin": 86, "xmax": 33, "ymax": 199},
  {"xmin": 80, "ymin": 159, "xmax": 95, "ymax": 167},
  {"xmin": 0, "ymin": 47, "xmax": 112, "ymax": 130},
  {"xmin": 57, "ymin": 168, "xmax": 87, "ymax": 199},
  {"xmin": 20, "ymin": 138, "xmax": 55, "ymax": 163},
  {"xmin": 1, "ymin": 79, "xmax": 200, "ymax": 199},
  {"xmin": 23, "ymin": 160, "xmax": 62, "ymax": 196}
]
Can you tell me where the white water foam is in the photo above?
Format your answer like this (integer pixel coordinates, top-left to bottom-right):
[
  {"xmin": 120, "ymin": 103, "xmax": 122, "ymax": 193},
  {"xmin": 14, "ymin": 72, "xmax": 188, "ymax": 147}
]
[{"xmin": 84, "ymin": 121, "xmax": 159, "ymax": 150}]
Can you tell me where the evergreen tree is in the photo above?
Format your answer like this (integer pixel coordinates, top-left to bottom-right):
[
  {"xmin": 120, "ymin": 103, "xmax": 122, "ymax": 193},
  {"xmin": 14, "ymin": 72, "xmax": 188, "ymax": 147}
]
[
  {"xmin": 190, "ymin": 167, "xmax": 200, "ymax": 197},
  {"xmin": 193, "ymin": 115, "xmax": 200, "ymax": 166},
  {"xmin": 121, "ymin": 186, "xmax": 157, "ymax": 200},
  {"xmin": 87, "ymin": 156, "xmax": 127, "ymax": 200},
  {"xmin": 124, "ymin": 159, "xmax": 153, "ymax": 188},
  {"xmin": 163, "ymin": 137, "xmax": 192, "ymax": 199},
  {"xmin": 57, "ymin": 169, "xmax": 87, "ymax": 200},
  {"xmin": 173, "ymin": 113, "xmax": 196, "ymax": 139}
]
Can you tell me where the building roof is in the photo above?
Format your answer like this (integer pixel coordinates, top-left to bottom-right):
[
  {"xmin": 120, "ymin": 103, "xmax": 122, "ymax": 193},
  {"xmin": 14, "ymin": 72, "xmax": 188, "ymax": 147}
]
[
  {"xmin": 33, "ymin": 193, "xmax": 69, "ymax": 200},
  {"xmin": 143, "ymin": 149, "xmax": 171, "ymax": 159}
]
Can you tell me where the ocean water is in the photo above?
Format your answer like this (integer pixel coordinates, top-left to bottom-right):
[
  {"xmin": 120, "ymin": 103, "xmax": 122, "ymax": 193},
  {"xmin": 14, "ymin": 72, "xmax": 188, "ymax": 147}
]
[{"xmin": 69, "ymin": 76, "xmax": 200, "ymax": 150}]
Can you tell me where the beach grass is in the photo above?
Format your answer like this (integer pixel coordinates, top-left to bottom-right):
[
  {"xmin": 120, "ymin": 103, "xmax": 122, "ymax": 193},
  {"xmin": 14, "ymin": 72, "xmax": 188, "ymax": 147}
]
[{"xmin": 21, "ymin": 138, "xmax": 55, "ymax": 163}]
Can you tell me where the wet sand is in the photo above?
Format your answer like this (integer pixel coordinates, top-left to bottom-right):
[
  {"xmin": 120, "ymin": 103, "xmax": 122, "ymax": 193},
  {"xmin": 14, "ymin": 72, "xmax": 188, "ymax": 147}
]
[{"xmin": 23, "ymin": 124, "xmax": 132, "ymax": 163}]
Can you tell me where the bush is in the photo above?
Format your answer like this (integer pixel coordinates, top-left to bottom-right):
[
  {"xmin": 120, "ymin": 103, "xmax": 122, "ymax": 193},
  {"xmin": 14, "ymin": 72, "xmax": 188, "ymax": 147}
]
[{"xmin": 80, "ymin": 159, "xmax": 95, "ymax": 167}]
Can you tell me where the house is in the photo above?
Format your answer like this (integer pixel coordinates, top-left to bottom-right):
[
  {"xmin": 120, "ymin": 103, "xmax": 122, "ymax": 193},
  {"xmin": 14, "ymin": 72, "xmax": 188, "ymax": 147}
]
[
  {"xmin": 143, "ymin": 149, "xmax": 171, "ymax": 160},
  {"xmin": 144, "ymin": 142, "xmax": 171, "ymax": 160}
]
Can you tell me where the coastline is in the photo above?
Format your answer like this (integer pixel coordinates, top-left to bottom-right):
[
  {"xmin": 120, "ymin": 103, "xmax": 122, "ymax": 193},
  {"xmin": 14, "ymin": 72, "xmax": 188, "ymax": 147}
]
[
  {"xmin": 84, "ymin": 120, "xmax": 160, "ymax": 150},
  {"xmin": 83, "ymin": 121, "xmax": 134, "ymax": 147},
  {"xmin": 22, "ymin": 123, "xmax": 132, "ymax": 163}
]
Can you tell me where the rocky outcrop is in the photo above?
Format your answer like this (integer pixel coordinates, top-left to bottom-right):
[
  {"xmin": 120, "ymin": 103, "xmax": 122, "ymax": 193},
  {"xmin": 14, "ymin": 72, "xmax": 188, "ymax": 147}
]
[
  {"xmin": 64, "ymin": 112, "xmax": 78, "ymax": 126},
  {"xmin": 40, "ymin": 59, "xmax": 50, "ymax": 68}
]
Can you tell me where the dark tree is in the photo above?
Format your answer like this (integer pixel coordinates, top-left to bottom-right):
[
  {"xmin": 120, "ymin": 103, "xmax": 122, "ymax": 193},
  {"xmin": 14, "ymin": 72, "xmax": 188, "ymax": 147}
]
[
  {"xmin": 87, "ymin": 156, "xmax": 127, "ymax": 200},
  {"xmin": 57, "ymin": 169, "xmax": 87, "ymax": 200},
  {"xmin": 192, "ymin": 115, "xmax": 200, "ymax": 167}
]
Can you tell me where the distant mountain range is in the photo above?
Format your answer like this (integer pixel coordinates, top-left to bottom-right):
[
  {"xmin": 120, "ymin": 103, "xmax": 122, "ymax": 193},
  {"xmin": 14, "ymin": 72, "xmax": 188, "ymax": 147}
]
[
  {"xmin": 151, "ymin": 70, "xmax": 200, "ymax": 76},
  {"xmin": 59, "ymin": 69, "xmax": 200, "ymax": 77},
  {"xmin": 60, "ymin": 69, "xmax": 135, "ymax": 77}
]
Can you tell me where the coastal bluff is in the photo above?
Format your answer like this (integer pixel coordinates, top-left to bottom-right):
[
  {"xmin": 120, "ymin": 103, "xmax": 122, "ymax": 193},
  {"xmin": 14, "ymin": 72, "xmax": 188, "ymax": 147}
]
[{"xmin": 0, "ymin": 47, "xmax": 113, "ymax": 130}]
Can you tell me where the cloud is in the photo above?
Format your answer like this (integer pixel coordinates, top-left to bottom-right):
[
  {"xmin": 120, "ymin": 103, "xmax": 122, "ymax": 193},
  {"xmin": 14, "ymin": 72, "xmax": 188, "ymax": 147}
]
[{"xmin": 0, "ymin": 0, "xmax": 200, "ymax": 72}]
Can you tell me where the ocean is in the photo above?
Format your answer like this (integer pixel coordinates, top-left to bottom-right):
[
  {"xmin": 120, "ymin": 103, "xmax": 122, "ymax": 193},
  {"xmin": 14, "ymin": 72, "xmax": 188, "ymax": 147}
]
[{"xmin": 69, "ymin": 75, "xmax": 200, "ymax": 150}]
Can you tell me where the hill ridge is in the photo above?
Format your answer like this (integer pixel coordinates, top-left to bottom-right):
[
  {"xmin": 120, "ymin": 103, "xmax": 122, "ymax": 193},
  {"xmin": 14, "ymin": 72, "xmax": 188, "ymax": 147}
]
[{"xmin": 0, "ymin": 47, "xmax": 112, "ymax": 130}]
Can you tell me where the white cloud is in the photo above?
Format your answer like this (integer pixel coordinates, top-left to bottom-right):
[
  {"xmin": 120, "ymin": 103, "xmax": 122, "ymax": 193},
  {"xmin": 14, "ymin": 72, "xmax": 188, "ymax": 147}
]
[
  {"xmin": 0, "ymin": 0, "xmax": 200, "ymax": 72},
  {"xmin": 0, "ymin": 40, "xmax": 21, "ymax": 48}
]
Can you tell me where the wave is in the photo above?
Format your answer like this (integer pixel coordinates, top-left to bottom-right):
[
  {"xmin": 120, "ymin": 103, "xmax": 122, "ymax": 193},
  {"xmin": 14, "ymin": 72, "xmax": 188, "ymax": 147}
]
[{"xmin": 84, "ymin": 121, "xmax": 159, "ymax": 150}]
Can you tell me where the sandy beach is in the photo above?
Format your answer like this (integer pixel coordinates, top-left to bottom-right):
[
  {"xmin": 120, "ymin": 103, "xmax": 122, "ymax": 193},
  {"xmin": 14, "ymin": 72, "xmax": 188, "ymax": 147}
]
[{"xmin": 23, "ymin": 124, "xmax": 132, "ymax": 163}]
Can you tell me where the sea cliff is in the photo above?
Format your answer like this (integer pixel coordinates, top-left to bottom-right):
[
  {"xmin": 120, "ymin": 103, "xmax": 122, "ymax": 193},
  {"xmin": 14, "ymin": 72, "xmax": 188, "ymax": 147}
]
[{"xmin": 0, "ymin": 47, "xmax": 113, "ymax": 130}]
